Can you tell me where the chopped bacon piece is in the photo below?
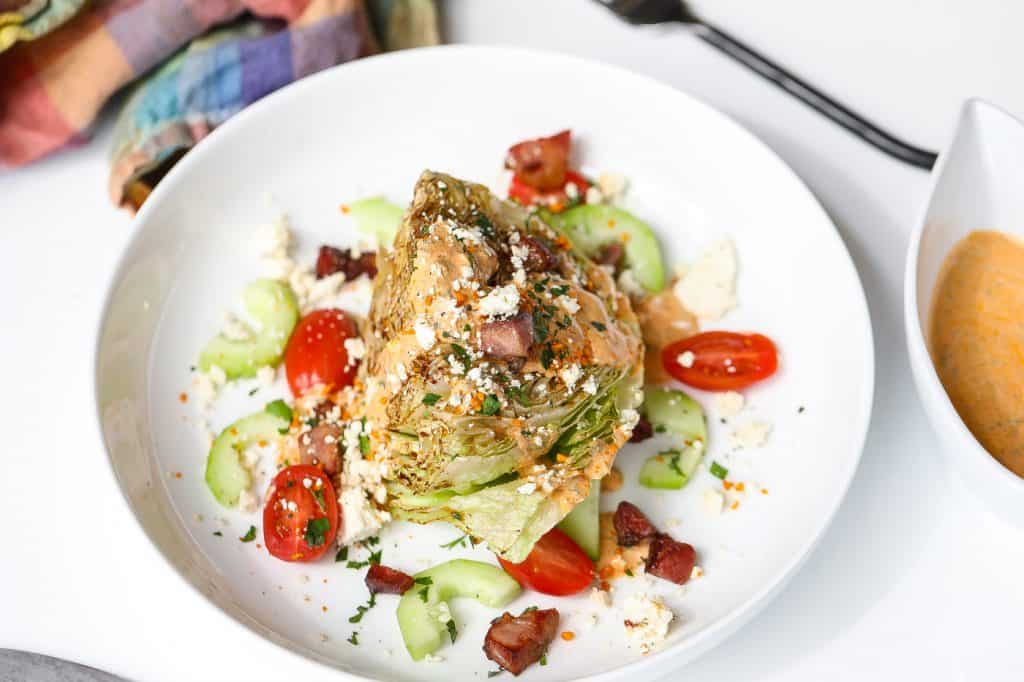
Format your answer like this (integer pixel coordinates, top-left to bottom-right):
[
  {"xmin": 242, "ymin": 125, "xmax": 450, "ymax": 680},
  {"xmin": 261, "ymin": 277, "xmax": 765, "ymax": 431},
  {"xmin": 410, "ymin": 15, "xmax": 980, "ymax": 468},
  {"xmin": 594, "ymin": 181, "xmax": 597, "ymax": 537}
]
[
  {"xmin": 315, "ymin": 245, "xmax": 377, "ymax": 281},
  {"xmin": 593, "ymin": 242, "xmax": 625, "ymax": 270},
  {"xmin": 298, "ymin": 422, "xmax": 342, "ymax": 476},
  {"xmin": 519, "ymin": 235, "xmax": 558, "ymax": 272},
  {"xmin": 505, "ymin": 130, "xmax": 571, "ymax": 191},
  {"xmin": 364, "ymin": 564, "xmax": 415, "ymax": 595},
  {"xmin": 629, "ymin": 416, "xmax": 653, "ymax": 443},
  {"xmin": 480, "ymin": 312, "xmax": 534, "ymax": 358},
  {"xmin": 645, "ymin": 533, "xmax": 697, "ymax": 585},
  {"xmin": 484, "ymin": 607, "xmax": 560, "ymax": 676},
  {"xmin": 613, "ymin": 501, "xmax": 658, "ymax": 547}
]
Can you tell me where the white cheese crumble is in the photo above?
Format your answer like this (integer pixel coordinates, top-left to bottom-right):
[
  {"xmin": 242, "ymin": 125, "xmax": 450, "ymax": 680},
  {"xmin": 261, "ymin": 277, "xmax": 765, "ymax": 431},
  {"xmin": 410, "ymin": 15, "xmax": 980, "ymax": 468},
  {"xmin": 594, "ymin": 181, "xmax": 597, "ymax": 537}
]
[
  {"xmin": 622, "ymin": 593, "xmax": 674, "ymax": 655},
  {"xmin": 238, "ymin": 489, "xmax": 258, "ymax": 513},
  {"xmin": 730, "ymin": 420, "xmax": 772, "ymax": 449},
  {"xmin": 590, "ymin": 587, "xmax": 611, "ymax": 609},
  {"xmin": 337, "ymin": 420, "xmax": 391, "ymax": 544},
  {"xmin": 256, "ymin": 365, "xmax": 276, "ymax": 389},
  {"xmin": 714, "ymin": 391, "xmax": 744, "ymax": 417},
  {"xmin": 581, "ymin": 375, "xmax": 599, "ymax": 396},
  {"xmin": 559, "ymin": 296, "xmax": 581, "ymax": 314},
  {"xmin": 516, "ymin": 482, "xmax": 538, "ymax": 495},
  {"xmin": 344, "ymin": 337, "xmax": 366, "ymax": 366},
  {"xmin": 620, "ymin": 408, "xmax": 640, "ymax": 430},
  {"xmin": 703, "ymin": 489, "xmax": 724, "ymax": 516},
  {"xmin": 674, "ymin": 239, "xmax": 737, "ymax": 321},
  {"xmin": 597, "ymin": 172, "xmax": 628, "ymax": 201},
  {"xmin": 616, "ymin": 269, "xmax": 646, "ymax": 298},
  {"xmin": 478, "ymin": 284, "xmax": 520, "ymax": 319},
  {"xmin": 585, "ymin": 185, "xmax": 605, "ymax": 205},
  {"xmin": 192, "ymin": 365, "xmax": 227, "ymax": 411},
  {"xmin": 560, "ymin": 364, "xmax": 583, "ymax": 391},
  {"xmin": 677, "ymin": 351, "xmax": 695, "ymax": 368},
  {"xmin": 422, "ymin": 654, "xmax": 445, "ymax": 663},
  {"xmin": 413, "ymin": 318, "xmax": 437, "ymax": 351}
]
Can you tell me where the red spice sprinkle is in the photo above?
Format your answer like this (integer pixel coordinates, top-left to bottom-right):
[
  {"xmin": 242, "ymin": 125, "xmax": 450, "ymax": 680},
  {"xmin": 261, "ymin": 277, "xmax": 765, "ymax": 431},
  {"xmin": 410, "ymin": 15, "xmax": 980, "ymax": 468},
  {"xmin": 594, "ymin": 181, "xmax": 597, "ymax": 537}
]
[
  {"xmin": 735, "ymin": 482, "xmax": 746, "ymax": 492},
  {"xmin": 178, "ymin": 392, "xmax": 188, "ymax": 403},
  {"xmin": 730, "ymin": 500, "xmax": 740, "ymax": 510},
  {"xmin": 340, "ymin": 204, "xmax": 350, "ymax": 214},
  {"xmin": 761, "ymin": 488, "xmax": 769, "ymax": 495},
  {"xmin": 174, "ymin": 472, "xmax": 183, "ymax": 479},
  {"xmin": 561, "ymin": 631, "xmax": 575, "ymax": 641},
  {"xmin": 722, "ymin": 480, "xmax": 734, "ymax": 491}
]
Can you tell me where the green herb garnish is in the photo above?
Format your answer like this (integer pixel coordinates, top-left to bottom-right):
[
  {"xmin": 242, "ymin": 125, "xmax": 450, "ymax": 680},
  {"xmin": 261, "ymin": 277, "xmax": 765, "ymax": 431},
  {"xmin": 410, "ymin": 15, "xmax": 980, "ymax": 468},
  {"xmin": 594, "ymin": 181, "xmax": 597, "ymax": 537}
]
[
  {"xmin": 313, "ymin": 488, "xmax": 326, "ymax": 512},
  {"xmin": 347, "ymin": 632, "xmax": 359, "ymax": 645},
  {"xmin": 348, "ymin": 592, "xmax": 377, "ymax": 623},
  {"xmin": 304, "ymin": 517, "xmax": 330, "ymax": 548},
  {"xmin": 540, "ymin": 653, "xmax": 548, "ymax": 666},
  {"xmin": 710, "ymin": 461, "xmax": 729, "ymax": 480},
  {"xmin": 625, "ymin": 568, "xmax": 634, "ymax": 577},
  {"xmin": 440, "ymin": 534, "xmax": 468, "ymax": 549},
  {"xmin": 480, "ymin": 394, "xmax": 501, "ymax": 416},
  {"xmin": 418, "ymin": 587, "xmax": 430, "ymax": 603},
  {"xmin": 540, "ymin": 346, "xmax": 554, "ymax": 369},
  {"xmin": 414, "ymin": 576, "xmax": 433, "ymax": 586},
  {"xmin": 335, "ymin": 546, "xmax": 349, "ymax": 562},
  {"xmin": 248, "ymin": 387, "xmax": 259, "ymax": 397},
  {"xmin": 265, "ymin": 399, "xmax": 293, "ymax": 422},
  {"xmin": 422, "ymin": 393, "xmax": 442, "ymax": 406},
  {"xmin": 212, "ymin": 531, "xmax": 223, "ymax": 537},
  {"xmin": 590, "ymin": 321, "xmax": 607, "ymax": 332},
  {"xmin": 240, "ymin": 526, "xmax": 257, "ymax": 542},
  {"xmin": 451, "ymin": 343, "xmax": 472, "ymax": 371},
  {"xmin": 446, "ymin": 619, "xmax": 457, "ymax": 644}
]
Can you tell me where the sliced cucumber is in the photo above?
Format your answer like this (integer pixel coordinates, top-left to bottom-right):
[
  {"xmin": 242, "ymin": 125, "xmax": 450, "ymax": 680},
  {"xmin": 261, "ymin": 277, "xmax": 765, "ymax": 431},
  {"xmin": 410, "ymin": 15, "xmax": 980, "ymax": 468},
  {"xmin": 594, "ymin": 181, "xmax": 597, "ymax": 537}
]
[
  {"xmin": 552, "ymin": 204, "xmax": 665, "ymax": 292},
  {"xmin": 643, "ymin": 386, "xmax": 707, "ymax": 446},
  {"xmin": 397, "ymin": 559, "xmax": 521, "ymax": 661},
  {"xmin": 558, "ymin": 479, "xmax": 600, "ymax": 560},
  {"xmin": 198, "ymin": 279, "xmax": 298, "ymax": 379},
  {"xmin": 205, "ymin": 408, "xmax": 289, "ymax": 507},
  {"xmin": 639, "ymin": 447, "xmax": 702, "ymax": 490},
  {"xmin": 349, "ymin": 197, "xmax": 404, "ymax": 248}
]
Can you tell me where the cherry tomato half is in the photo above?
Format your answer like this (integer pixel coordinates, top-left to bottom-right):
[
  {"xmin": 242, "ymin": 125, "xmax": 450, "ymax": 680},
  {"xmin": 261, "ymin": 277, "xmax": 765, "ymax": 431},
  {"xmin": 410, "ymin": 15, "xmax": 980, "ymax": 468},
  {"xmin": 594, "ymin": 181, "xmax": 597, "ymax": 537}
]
[
  {"xmin": 662, "ymin": 331, "xmax": 778, "ymax": 391},
  {"xmin": 508, "ymin": 170, "xmax": 591, "ymax": 212},
  {"xmin": 284, "ymin": 308, "xmax": 359, "ymax": 397},
  {"xmin": 505, "ymin": 129, "xmax": 571, "ymax": 190},
  {"xmin": 263, "ymin": 465, "xmax": 339, "ymax": 562},
  {"xmin": 497, "ymin": 527, "xmax": 594, "ymax": 596}
]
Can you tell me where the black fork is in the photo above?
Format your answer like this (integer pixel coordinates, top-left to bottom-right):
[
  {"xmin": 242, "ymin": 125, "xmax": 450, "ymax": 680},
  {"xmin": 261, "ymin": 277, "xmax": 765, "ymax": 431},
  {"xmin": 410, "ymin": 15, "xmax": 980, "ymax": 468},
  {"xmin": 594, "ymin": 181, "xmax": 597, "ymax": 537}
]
[{"xmin": 594, "ymin": 0, "xmax": 938, "ymax": 170}]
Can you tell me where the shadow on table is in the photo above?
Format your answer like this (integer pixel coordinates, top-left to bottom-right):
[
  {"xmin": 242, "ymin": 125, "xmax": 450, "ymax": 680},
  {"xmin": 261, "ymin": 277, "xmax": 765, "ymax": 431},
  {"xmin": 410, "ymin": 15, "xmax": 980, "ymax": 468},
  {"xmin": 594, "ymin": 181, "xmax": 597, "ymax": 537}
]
[{"xmin": 675, "ymin": 126, "xmax": 947, "ymax": 680}]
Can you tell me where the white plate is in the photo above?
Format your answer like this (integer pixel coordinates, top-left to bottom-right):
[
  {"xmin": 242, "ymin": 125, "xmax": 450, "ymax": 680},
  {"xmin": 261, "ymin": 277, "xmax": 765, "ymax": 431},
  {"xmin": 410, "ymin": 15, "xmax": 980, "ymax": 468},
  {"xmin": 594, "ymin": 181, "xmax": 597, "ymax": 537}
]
[{"xmin": 94, "ymin": 46, "xmax": 874, "ymax": 681}]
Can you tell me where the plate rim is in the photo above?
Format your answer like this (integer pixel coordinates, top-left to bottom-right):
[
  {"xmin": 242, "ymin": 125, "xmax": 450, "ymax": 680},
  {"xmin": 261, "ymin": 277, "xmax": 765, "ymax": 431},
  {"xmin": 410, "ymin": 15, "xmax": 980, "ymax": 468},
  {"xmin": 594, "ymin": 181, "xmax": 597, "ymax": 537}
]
[{"xmin": 92, "ymin": 43, "xmax": 876, "ymax": 681}]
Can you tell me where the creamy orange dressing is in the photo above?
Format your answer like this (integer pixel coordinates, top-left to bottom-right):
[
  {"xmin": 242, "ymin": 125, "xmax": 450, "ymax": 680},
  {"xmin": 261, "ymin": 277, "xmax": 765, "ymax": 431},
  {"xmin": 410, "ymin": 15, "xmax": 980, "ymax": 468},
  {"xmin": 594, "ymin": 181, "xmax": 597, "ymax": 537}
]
[
  {"xmin": 930, "ymin": 230, "xmax": 1024, "ymax": 478},
  {"xmin": 636, "ymin": 288, "xmax": 698, "ymax": 384},
  {"xmin": 596, "ymin": 512, "xmax": 648, "ymax": 581}
]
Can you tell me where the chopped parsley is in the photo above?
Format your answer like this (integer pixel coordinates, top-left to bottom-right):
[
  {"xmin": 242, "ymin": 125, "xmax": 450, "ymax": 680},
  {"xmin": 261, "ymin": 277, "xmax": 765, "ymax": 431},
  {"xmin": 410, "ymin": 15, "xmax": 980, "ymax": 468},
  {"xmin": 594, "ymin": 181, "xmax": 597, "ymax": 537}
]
[
  {"xmin": 313, "ymin": 488, "xmax": 326, "ymax": 512},
  {"xmin": 440, "ymin": 534, "xmax": 469, "ymax": 549},
  {"xmin": 480, "ymin": 394, "xmax": 501, "ymax": 416},
  {"xmin": 240, "ymin": 526, "xmax": 257, "ymax": 542},
  {"xmin": 446, "ymin": 619, "xmax": 457, "ymax": 644},
  {"xmin": 359, "ymin": 433, "xmax": 370, "ymax": 457},
  {"xmin": 347, "ymin": 632, "xmax": 359, "ymax": 646},
  {"xmin": 450, "ymin": 343, "xmax": 472, "ymax": 371},
  {"xmin": 625, "ymin": 568, "xmax": 634, "ymax": 577},
  {"xmin": 248, "ymin": 387, "xmax": 259, "ymax": 396},
  {"xmin": 418, "ymin": 587, "xmax": 430, "ymax": 603},
  {"xmin": 365, "ymin": 535, "xmax": 380, "ymax": 546},
  {"xmin": 422, "ymin": 393, "xmax": 442, "ymax": 406},
  {"xmin": 540, "ymin": 653, "xmax": 548, "ymax": 666},
  {"xmin": 304, "ymin": 416, "xmax": 320, "ymax": 429},
  {"xmin": 487, "ymin": 670, "xmax": 503, "ymax": 678},
  {"xmin": 265, "ymin": 399, "xmax": 293, "ymax": 422},
  {"xmin": 522, "ymin": 605, "xmax": 538, "ymax": 613},
  {"xmin": 212, "ymin": 531, "xmax": 223, "ymax": 537},
  {"xmin": 710, "ymin": 461, "xmax": 729, "ymax": 480},
  {"xmin": 549, "ymin": 284, "xmax": 569, "ymax": 297},
  {"xmin": 335, "ymin": 546, "xmax": 349, "ymax": 562},
  {"xmin": 540, "ymin": 345, "xmax": 554, "ymax": 370},
  {"xmin": 590, "ymin": 321, "xmax": 606, "ymax": 332},
  {"xmin": 368, "ymin": 549, "xmax": 383, "ymax": 565},
  {"xmin": 414, "ymin": 576, "xmax": 433, "ymax": 586},
  {"xmin": 304, "ymin": 517, "xmax": 330, "ymax": 548},
  {"xmin": 475, "ymin": 213, "xmax": 495, "ymax": 238},
  {"xmin": 348, "ymin": 592, "xmax": 377, "ymax": 623},
  {"xmin": 654, "ymin": 423, "xmax": 667, "ymax": 433}
]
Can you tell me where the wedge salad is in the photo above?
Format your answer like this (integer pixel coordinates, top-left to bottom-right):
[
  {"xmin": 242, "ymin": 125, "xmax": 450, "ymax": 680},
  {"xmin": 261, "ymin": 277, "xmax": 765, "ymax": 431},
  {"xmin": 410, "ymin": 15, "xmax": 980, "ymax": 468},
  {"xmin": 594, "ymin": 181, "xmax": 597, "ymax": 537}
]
[{"xmin": 187, "ymin": 130, "xmax": 780, "ymax": 675}]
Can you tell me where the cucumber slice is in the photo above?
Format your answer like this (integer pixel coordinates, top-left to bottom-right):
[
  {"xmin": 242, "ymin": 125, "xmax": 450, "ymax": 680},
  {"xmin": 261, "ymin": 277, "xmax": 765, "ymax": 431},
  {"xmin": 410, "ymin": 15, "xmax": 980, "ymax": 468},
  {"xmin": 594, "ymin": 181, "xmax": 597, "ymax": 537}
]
[
  {"xmin": 198, "ymin": 279, "xmax": 299, "ymax": 379},
  {"xmin": 643, "ymin": 386, "xmax": 707, "ymax": 445},
  {"xmin": 639, "ymin": 447, "xmax": 702, "ymax": 490},
  {"xmin": 205, "ymin": 409, "xmax": 289, "ymax": 507},
  {"xmin": 558, "ymin": 479, "xmax": 600, "ymax": 560},
  {"xmin": 349, "ymin": 197, "xmax": 404, "ymax": 248},
  {"xmin": 397, "ymin": 559, "xmax": 521, "ymax": 661},
  {"xmin": 552, "ymin": 204, "xmax": 665, "ymax": 292}
]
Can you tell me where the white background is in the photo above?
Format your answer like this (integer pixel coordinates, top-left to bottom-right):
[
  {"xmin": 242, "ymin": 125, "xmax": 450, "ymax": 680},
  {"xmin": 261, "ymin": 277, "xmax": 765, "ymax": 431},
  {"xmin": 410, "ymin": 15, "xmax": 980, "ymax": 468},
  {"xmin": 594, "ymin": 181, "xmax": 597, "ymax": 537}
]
[{"xmin": 2, "ymin": 1, "xmax": 1023, "ymax": 680}]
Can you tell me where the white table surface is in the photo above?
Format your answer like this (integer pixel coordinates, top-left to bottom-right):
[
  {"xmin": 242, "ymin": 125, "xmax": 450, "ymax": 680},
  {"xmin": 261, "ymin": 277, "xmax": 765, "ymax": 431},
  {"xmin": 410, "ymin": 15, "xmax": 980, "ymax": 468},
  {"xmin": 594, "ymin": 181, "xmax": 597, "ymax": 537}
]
[{"xmin": 2, "ymin": 1, "xmax": 1023, "ymax": 680}]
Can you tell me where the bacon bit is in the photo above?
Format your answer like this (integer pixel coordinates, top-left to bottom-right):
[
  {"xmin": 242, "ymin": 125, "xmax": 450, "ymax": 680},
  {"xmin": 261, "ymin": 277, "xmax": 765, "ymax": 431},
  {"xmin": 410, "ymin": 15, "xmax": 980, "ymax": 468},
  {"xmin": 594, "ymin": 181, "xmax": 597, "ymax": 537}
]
[
  {"xmin": 722, "ymin": 480, "xmax": 734, "ymax": 491},
  {"xmin": 256, "ymin": 543, "xmax": 263, "ymax": 549},
  {"xmin": 730, "ymin": 500, "xmax": 740, "ymax": 510},
  {"xmin": 454, "ymin": 290, "xmax": 469, "ymax": 307},
  {"xmin": 599, "ymin": 580, "xmax": 611, "ymax": 592},
  {"xmin": 554, "ymin": 235, "xmax": 572, "ymax": 250},
  {"xmin": 761, "ymin": 488, "xmax": 769, "ymax": 495},
  {"xmin": 353, "ymin": 379, "xmax": 365, "ymax": 391},
  {"xmin": 607, "ymin": 219, "xmax": 616, "ymax": 228},
  {"xmin": 561, "ymin": 631, "xmax": 575, "ymax": 641},
  {"xmin": 424, "ymin": 294, "xmax": 434, "ymax": 307},
  {"xmin": 340, "ymin": 204, "xmax": 350, "ymax": 214},
  {"xmin": 178, "ymin": 392, "xmax": 188, "ymax": 403},
  {"xmin": 735, "ymin": 482, "xmax": 745, "ymax": 492},
  {"xmin": 620, "ymin": 232, "xmax": 631, "ymax": 243},
  {"xmin": 556, "ymin": 453, "xmax": 569, "ymax": 463}
]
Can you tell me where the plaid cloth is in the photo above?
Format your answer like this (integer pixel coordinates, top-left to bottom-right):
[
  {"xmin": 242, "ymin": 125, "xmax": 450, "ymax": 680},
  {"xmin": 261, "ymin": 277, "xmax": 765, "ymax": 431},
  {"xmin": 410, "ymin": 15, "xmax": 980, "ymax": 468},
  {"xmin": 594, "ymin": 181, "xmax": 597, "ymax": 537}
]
[{"xmin": 0, "ymin": 0, "xmax": 437, "ymax": 209}]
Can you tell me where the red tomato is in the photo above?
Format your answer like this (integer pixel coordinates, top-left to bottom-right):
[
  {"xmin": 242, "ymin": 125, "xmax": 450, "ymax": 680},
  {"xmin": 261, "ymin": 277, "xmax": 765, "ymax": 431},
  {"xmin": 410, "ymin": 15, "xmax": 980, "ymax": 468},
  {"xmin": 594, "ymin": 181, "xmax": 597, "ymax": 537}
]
[
  {"xmin": 662, "ymin": 331, "xmax": 779, "ymax": 391},
  {"xmin": 497, "ymin": 528, "xmax": 594, "ymax": 596},
  {"xmin": 284, "ymin": 308, "xmax": 359, "ymax": 397},
  {"xmin": 505, "ymin": 129, "xmax": 571, "ymax": 190},
  {"xmin": 508, "ymin": 170, "xmax": 591, "ymax": 212},
  {"xmin": 263, "ymin": 465, "xmax": 339, "ymax": 562}
]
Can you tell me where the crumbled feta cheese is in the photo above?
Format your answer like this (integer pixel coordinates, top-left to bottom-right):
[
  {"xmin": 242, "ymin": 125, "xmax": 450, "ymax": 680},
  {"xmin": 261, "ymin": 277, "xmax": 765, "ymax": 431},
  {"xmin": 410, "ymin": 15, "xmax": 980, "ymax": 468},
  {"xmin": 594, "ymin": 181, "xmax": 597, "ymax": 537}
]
[
  {"xmin": 305, "ymin": 272, "xmax": 346, "ymax": 309},
  {"xmin": 730, "ymin": 420, "xmax": 772, "ymax": 449},
  {"xmin": 703, "ymin": 489, "xmax": 724, "ymax": 516},
  {"xmin": 422, "ymin": 653, "xmax": 445, "ymax": 663},
  {"xmin": 585, "ymin": 185, "xmax": 605, "ymax": 205},
  {"xmin": 590, "ymin": 588, "xmax": 611, "ymax": 608},
  {"xmin": 560, "ymin": 364, "xmax": 583, "ymax": 391},
  {"xmin": 192, "ymin": 365, "xmax": 227, "ymax": 410},
  {"xmin": 221, "ymin": 312, "xmax": 252, "ymax": 341},
  {"xmin": 413, "ymin": 318, "xmax": 437, "ymax": 351},
  {"xmin": 620, "ymin": 408, "xmax": 640, "ymax": 430},
  {"xmin": 714, "ymin": 391, "xmax": 744, "ymax": 417},
  {"xmin": 238, "ymin": 489, "xmax": 258, "ymax": 513},
  {"xmin": 517, "ymin": 482, "xmax": 538, "ymax": 495},
  {"xmin": 616, "ymin": 269, "xmax": 646, "ymax": 298},
  {"xmin": 478, "ymin": 284, "xmax": 520, "ymax": 319},
  {"xmin": 677, "ymin": 351, "xmax": 695, "ymax": 368},
  {"xmin": 256, "ymin": 365, "xmax": 276, "ymax": 389},
  {"xmin": 622, "ymin": 593, "xmax": 673, "ymax": 655},
  {"xmin": 451, "ymin": 226, "xmax": 483, "ymax": 244},
  {"xmin": 690, "ymin": 566, "xmax": 704, "ymax": 580},
  {"xmin": 674, "ymin": 239, "xmax": 737, "ymax": 321},
  {"xmin": 565, "ymin": 181, "xmax": 580, "ymax": 200},
  {"xmin": 581, "ymin": 376, "xmax": 599, "ymax": 396},
  {"xmin": 559, "ymin": 296, "xmax": 581, "ymax": 314},
  {"xmin": 597, "ymin": 172, "xmax": 628, "ymax": 201},
  {"xmin": 343, "ymin": 338, "xmax": 366, "ymax": 366}
]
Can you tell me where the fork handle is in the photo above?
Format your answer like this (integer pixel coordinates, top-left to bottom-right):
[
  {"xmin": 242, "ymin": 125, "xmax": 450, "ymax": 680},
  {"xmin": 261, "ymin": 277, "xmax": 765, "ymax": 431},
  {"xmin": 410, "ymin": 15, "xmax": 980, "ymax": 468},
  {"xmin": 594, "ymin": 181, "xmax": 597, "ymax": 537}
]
[{"xmin": 695, "ymin": 23, "xmax": 938, "ymax": 170}]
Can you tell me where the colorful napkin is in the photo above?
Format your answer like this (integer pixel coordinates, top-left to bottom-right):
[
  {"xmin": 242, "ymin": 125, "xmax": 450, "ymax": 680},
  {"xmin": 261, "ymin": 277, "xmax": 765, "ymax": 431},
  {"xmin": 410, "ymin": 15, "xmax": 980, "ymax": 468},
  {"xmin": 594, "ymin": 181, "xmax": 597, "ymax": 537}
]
[{"xmin": 0, "ymin": 0, "xmax": 437, "ymax": 209}]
